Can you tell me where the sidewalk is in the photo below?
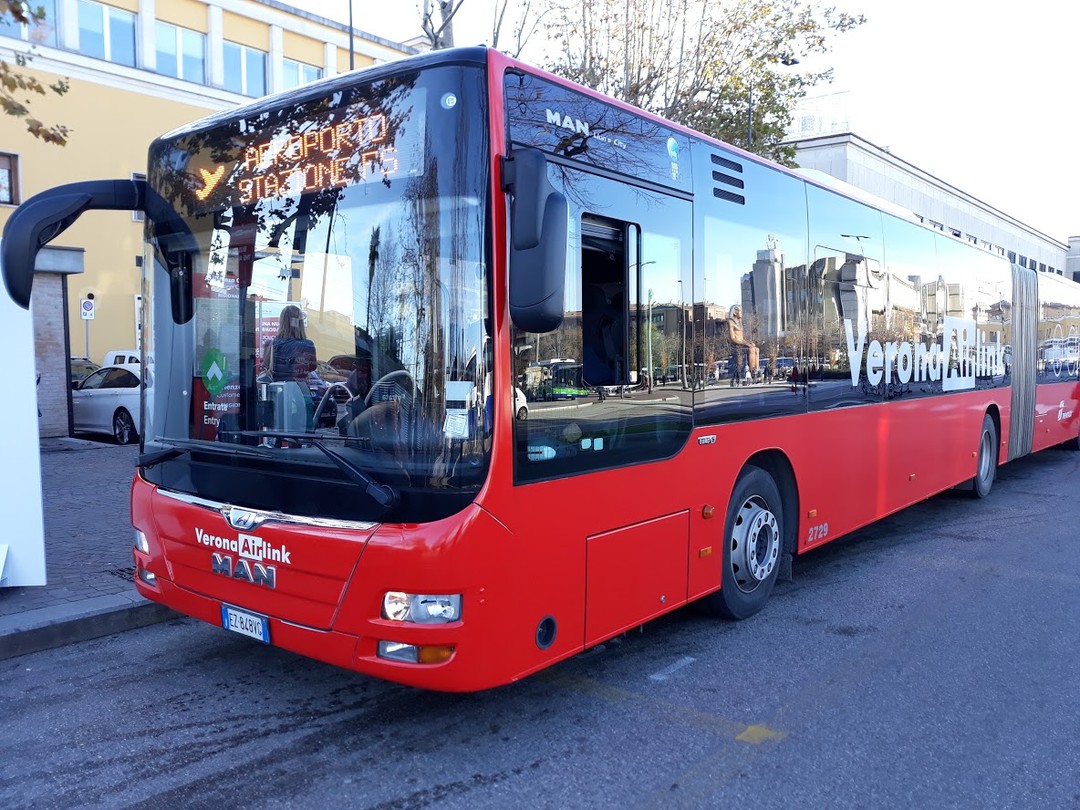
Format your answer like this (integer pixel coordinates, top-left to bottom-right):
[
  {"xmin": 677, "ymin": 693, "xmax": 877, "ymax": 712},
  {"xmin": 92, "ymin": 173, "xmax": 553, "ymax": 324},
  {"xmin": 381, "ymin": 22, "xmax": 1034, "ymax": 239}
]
[{"xmin": 0, "ymin": 438, "xmax": 175, "ymax": 660}]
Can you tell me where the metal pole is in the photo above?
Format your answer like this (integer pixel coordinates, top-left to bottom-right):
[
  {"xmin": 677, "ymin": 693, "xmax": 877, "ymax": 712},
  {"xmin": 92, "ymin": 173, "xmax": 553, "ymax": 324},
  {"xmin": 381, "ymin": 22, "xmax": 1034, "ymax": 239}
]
[
  {"xmin": 647, "ymin": 288, "xmax": 653, "ymax": 392},
  {"xmin": 348, "ymin": 1, "xmax": 355, "ymax": 71},
  {"xmin": 677, "ymin": 279, "xmax": 685, "ymax": 387}
]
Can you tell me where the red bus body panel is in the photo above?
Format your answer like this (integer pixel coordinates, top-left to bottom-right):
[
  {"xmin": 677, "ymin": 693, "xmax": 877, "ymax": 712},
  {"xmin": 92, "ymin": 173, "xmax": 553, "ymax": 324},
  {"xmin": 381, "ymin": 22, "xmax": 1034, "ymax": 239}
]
[{"xmin": 1032, "ymin": 381, "xmax": 1080, "ymax": 452}]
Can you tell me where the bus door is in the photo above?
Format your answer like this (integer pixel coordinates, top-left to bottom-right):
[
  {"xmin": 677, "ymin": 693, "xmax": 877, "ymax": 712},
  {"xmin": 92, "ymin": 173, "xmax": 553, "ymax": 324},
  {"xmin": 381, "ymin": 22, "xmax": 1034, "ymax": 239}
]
[{"xmin": 510, "ymin": 165, "xmax": 695, "ymax": 645}]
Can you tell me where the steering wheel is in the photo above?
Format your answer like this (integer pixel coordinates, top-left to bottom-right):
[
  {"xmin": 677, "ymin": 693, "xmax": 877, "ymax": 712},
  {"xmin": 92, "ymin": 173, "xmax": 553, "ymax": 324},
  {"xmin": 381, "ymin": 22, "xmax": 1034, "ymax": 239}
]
[{"xmin": 364, "ymin": 370, "xmax": 416, "ymax": 408}]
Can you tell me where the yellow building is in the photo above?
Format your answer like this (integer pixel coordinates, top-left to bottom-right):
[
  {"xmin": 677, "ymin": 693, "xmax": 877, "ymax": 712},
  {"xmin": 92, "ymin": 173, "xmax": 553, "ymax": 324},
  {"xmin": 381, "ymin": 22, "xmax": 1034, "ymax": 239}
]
[{"xmin": 1, "ymin": 0, "xmax": 411, "ymax": 435}]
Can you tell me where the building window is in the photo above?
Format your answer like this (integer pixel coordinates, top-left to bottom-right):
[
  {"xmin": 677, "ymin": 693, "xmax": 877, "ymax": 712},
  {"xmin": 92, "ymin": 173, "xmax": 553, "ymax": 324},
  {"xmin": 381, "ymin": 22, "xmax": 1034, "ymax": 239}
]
[
  {"xmin": 0, "ymin": 153, "xmax": 19, "ymax": 205},
  {"xmin": 223, "ymin": 41, "xmax": 266, "ymax": 96},
  {"xmin": 155, "ymin": 21, "xmax": 205, "ymax": 83},
  {"xmin": 78, "ymin": 0, "xmax": 136, "ymax": 67},
  {"xmin": 0, "ymin": 0, "xmax": 58, "ymax": 46},
  {"xmin": 281, "ymin": 58, "xmax": 322, "ymax": 90}
]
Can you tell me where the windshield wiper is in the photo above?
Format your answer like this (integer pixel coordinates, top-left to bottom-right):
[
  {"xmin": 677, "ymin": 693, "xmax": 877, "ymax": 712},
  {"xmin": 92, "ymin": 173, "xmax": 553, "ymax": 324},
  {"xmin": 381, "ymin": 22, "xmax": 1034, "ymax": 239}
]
[
  {"xmin": 216, "ymin": 429, "xmax": 396, "ymax": 508},
  {"xmin": 311, "ymin": 439, "xmax": 396, "ymax": 507},
  {"xmin": 139, "ymin": 437, "xmax": 272, "ymax": 467}
]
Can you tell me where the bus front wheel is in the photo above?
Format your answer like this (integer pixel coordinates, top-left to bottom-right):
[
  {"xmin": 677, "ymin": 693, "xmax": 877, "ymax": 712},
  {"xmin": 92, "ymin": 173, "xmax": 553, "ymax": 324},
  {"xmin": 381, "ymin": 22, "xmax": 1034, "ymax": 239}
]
[{"xmin": 703, "ymin": 466, "xmax": 783, "ymax": 620}]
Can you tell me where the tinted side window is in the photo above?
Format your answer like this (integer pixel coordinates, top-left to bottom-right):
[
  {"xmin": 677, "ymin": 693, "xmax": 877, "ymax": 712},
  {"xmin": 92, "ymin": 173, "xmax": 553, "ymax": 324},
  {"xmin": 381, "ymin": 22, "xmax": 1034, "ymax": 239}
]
[
  {"xmin": 504, "ymin": 71, "xmax": 692, "ymax": 195},
  {"xmin": 694, "ymin": 149, "xmax": 810, "ymax": 425},
  {"xmin": 80, "ymin": 370, "xmax": 108, "ymax": 390},
  {"xmin": 102, "ymin": 369, "xmax": 132, "ymax": 388},
  {"xmin": 512, "ymin": 166, "xmax": 693, "ymax": 484},
  {"xmin": 1036, "ymin": 273, "xmax": 1080, "ymax": 384},
  {"xmin": 803, "ymin": 183, "xmax": 887, "ymax": 409},
  {"xmin": 933, "ymin": 235, "xmax": 1010, "ymax": 394}
]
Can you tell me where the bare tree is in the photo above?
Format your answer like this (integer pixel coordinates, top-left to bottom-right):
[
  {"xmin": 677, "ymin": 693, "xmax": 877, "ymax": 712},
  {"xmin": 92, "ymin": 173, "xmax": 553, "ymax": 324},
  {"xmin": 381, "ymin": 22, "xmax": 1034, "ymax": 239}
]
[
  {"xmin": 421, "ymin": 0, "xmax": 466, "ymax": 49},
  {"xmin": 542, "ymin": 0, "xmax": 863, "ymax": 165},
  {"xmin": 491, "ymin": 0, "xmax": 553, "ymax": 58}
]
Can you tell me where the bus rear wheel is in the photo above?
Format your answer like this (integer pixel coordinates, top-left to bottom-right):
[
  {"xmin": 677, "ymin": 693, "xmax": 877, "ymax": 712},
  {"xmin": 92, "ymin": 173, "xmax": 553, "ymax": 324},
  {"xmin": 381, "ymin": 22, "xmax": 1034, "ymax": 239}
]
[
  {"xmin": 703, "ymin": 466, "xmax": 783, "ymax": 620},
  {"xmin": 972, "ymin": 413, "xmax": 997, "ymax": 499}
]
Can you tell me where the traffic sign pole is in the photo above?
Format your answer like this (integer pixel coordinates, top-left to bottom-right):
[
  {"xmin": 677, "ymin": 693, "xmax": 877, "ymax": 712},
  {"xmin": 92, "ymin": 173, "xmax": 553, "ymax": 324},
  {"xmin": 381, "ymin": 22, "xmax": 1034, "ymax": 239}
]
[{"xmin": 80, "ymin": 298, "xmax": 96, "ymax": 359}]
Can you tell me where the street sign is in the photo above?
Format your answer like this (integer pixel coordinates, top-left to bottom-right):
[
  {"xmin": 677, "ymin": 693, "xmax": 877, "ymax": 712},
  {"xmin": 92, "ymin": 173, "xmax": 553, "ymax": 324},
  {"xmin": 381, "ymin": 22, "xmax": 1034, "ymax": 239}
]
[{"xmin": 80, "ymin": 298, "xmax": 95, "ymax": 320}]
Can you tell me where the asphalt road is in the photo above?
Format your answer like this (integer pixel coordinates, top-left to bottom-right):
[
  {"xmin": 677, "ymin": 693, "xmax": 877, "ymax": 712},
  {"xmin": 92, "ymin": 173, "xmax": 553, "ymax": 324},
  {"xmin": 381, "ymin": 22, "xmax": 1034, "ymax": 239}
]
[{"xmin": 2, "ymin": 447, "xmax": 1079, "ymax": 809}]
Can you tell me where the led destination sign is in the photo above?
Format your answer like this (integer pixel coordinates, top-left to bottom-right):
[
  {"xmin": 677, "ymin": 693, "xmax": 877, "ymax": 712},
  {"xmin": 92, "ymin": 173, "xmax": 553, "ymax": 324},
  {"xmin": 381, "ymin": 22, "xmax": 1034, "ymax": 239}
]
[
  {"xmin": 236, "ymin": 113, "xmax": 398, "ymax": 204},
  {"xmin": 189, "ymin": 93, "xmax": 426, "ymax": 209}
]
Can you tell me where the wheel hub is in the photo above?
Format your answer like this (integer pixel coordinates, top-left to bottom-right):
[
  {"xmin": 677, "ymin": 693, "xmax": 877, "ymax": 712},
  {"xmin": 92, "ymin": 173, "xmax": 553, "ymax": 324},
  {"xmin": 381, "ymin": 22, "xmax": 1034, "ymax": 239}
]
[{"xmin": 730, "ymin": 498, "xmax": 780, "ymax": 590}]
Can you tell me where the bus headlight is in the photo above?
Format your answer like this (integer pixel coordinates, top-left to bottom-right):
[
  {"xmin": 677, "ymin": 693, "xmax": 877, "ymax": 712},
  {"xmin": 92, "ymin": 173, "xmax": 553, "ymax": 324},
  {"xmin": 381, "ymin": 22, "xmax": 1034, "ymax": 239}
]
[
  {"xmin": 382, "ymin": 592, "xmax": 462, "ymax": 623},
  {"xmin": 134, "ymin": 530, "xmax": 150, "ymax": 554}
]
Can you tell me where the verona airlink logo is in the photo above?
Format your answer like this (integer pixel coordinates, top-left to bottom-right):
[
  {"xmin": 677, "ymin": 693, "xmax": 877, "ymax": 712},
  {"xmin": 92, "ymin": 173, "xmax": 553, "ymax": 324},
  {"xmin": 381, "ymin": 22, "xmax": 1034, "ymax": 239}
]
[
  {"xmin": 196, "ymin": 528, "xmax": 292, "ymax": 589},
  {"xmin": 844, "ymin": 316, "xmax": 1006, "ymax": 391}
]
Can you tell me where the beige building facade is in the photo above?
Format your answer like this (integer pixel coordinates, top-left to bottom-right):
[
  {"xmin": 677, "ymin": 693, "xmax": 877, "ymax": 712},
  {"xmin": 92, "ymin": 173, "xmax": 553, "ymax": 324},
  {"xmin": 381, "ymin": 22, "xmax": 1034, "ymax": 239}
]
[{"xmin": 1, "ymin": 0, "xmax": 410, "ymax": 435}]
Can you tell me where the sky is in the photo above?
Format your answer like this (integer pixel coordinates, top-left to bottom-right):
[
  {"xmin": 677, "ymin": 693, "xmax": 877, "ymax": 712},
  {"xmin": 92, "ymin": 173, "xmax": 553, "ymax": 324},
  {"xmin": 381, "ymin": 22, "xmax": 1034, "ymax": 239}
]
[{"xmin": 354, "ymin": 0, "xmax": 1078, "ymax": 244}]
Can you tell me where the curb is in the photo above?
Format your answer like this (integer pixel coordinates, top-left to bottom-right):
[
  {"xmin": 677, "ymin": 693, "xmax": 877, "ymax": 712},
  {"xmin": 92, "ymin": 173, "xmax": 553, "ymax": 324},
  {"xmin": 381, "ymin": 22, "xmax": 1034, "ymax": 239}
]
[{"xmin": 0, "ymin": 592, "xmax": 177, "ymax": 661}]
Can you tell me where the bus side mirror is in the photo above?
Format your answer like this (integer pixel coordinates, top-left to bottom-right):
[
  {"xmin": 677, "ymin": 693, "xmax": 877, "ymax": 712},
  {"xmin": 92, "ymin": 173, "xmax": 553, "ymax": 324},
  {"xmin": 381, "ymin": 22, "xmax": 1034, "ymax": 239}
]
[
  {"xmin": 1, "ymin": 179, "xmax": 145, "ymax": 309},
  {"xmin": 502, "ymin": 148, "xmax": 567, "ymax": 334}
]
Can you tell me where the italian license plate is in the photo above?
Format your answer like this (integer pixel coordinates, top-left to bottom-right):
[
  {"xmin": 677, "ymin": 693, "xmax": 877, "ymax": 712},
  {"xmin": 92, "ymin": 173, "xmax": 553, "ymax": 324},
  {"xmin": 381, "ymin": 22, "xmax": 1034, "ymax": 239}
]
[{"xmin": 221, "ymin": 605, "xmax": 270, "ymax": 644}]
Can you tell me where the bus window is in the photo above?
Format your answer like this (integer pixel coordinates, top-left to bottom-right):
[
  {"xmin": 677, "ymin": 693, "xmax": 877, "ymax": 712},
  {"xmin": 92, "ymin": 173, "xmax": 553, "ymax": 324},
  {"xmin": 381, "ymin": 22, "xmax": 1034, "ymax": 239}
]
[
  {"xmin": 694, "ymin": 154, "xmax": 809, "ymax": 425},
  {"xmin": 512, "ymin": 168, "xmax": 693, "ymax": 483}
]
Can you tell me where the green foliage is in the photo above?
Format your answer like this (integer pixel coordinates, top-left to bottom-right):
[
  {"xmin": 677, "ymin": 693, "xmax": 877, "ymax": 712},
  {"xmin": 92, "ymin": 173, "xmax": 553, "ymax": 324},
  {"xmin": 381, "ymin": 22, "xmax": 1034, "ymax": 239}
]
[
  {"xmin": 1, "ymin": 1, "xmax": 71, "ymax": 145},
  {"xmin": 542, "ymin": 0, "xmax": 864, "ymax": 165}
]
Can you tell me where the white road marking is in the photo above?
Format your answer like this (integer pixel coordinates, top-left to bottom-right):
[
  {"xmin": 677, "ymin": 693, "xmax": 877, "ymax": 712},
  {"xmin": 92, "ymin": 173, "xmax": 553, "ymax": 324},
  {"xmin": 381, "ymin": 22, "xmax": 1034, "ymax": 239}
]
[{"xmin": 649, "ymin": 655, "xmax": 697, "ymax": 681}]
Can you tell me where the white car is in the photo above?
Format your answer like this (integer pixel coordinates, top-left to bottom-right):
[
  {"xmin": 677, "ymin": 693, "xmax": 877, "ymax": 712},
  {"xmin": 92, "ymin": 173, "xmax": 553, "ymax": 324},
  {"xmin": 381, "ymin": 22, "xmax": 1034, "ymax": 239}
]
[
  {"xmin": 514, "ymin": 387, "xmax": 528, "ymax": 420},
  {"xmin": 71, "ymin": 365, "xmax": 141, "ymax": 444},
  {"xmin": 102, "ymin": 349, "xmax": 141, "ymax": 367}
]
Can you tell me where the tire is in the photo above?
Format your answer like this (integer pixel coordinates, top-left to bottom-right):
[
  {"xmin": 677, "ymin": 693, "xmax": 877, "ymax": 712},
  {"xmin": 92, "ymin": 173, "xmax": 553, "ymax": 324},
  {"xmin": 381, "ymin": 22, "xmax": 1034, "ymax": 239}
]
[
  {"xmin": 701, "ymin": 466, "xmax": 784, "ymax": 620},
  {"xmin": 113, "ymin": 409, "xmax": 138, "ymax": 445},
  {"xmin": 516, "ymin": 406, "xmax": 528, "ymax": 421},
  {"xmin": 971, "ymin": 413, "xmax": 997, "ymax": 499}
]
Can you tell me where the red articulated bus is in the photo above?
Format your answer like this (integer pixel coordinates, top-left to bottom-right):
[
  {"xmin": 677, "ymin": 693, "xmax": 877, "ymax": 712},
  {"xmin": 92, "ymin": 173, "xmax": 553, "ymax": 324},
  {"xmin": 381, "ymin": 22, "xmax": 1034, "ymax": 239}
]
[{"xmin": 5, "ymin": 47, "xmax": 1079, "ymax": 691}]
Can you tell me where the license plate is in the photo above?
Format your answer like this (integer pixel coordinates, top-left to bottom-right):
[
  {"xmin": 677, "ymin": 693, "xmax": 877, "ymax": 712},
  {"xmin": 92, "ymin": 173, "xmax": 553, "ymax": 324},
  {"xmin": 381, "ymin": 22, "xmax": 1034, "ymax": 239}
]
[{"xmin": 221, "ymin": 605, "xmax": 270, "ymax": 644}]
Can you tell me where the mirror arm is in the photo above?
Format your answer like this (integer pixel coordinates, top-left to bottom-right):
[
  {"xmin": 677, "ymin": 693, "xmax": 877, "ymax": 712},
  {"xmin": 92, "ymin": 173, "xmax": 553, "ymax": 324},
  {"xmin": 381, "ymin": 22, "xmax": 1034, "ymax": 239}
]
[{"xmin": 1, "ymin": 179, "xmax": 146, "ymax": 309}]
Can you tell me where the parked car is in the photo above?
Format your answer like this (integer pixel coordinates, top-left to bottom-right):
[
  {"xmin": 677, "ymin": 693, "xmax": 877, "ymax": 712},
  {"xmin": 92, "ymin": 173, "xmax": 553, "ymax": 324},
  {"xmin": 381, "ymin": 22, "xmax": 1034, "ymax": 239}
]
[
  {"xmin": 71, "ymin": 365, "xmax": 141, "ymax": 444},
  {"xmin": 102, "ymin": 349, "xmax": 140, "ymax": 367},
  {"xmin": 69, "ymin": 356, "xmax": 100, "ymax": 385},
  {"xmin": 515, "ymin": 387, "xmax": 528, "ymax": 420}
]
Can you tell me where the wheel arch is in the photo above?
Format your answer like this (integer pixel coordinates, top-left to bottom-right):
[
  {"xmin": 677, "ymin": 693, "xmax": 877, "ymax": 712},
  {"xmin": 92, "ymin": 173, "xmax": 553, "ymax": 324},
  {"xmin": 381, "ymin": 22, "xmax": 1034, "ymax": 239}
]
[
  {"xmin": 743, "ymin": 449, "xmax": 799, "ymax": 559},
  {"xmin": 985, "ymin": 403, "xmax": 1002, "ymax": 461}
]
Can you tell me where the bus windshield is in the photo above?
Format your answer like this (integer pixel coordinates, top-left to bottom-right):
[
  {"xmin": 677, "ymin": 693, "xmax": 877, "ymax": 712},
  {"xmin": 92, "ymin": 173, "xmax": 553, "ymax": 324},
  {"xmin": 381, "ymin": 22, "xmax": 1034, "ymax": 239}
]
[{"xmin": 141, "ymin": 64, "xmax": 491, "ymax": 522}]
